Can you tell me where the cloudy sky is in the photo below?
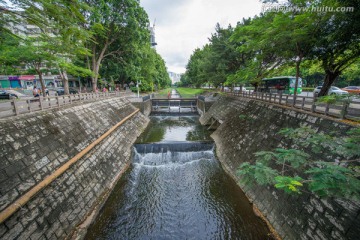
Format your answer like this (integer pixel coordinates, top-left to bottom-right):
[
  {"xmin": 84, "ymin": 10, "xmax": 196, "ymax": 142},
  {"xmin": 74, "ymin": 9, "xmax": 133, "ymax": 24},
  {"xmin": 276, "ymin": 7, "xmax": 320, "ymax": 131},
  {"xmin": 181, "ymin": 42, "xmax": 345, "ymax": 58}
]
[{"xmin": 140, "ymin": 0, "xmax": 264, "ymax": 74}]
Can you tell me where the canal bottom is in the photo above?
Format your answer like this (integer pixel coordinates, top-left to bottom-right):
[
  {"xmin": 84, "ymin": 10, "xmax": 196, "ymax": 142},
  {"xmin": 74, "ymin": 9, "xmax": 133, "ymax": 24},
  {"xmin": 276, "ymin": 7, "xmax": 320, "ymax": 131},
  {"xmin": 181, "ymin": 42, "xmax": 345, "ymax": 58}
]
[{"xmin": 85, "ymin": 115, "xmax": 272, "ymax": 239}]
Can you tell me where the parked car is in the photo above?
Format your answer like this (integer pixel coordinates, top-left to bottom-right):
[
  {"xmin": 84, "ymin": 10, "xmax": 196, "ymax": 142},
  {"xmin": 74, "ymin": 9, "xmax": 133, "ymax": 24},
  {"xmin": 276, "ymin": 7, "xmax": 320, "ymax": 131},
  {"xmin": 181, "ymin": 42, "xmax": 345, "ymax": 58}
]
[
  {"xmin": 0, "ymin": 90, "xmax": 18, "ymax": 99},
  {"xmin": 313, "ymin": 86, "xmax": 349, "ymax": 96},
  {"xmin": 234, "ymin": 86, "xmax": 247, "ymax": 91},
  {"xmin": 341, "ymin": 86, "xmax": 360, "ymax": 95},
  {"xmin": 56, "ymin": 88, "xmax": 79, "ymax": 96}
]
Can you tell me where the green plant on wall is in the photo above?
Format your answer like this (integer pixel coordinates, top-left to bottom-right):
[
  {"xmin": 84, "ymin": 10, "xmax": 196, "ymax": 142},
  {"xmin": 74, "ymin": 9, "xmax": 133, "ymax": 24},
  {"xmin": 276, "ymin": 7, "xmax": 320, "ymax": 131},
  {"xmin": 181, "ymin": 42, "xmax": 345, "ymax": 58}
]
[
  {"xmin": 237, "ymin": 126, "xmax": 360, "ymax": 200},
  {"xmin": 239, "ymin": 114, "xmax": 255, "ymax": 121}
]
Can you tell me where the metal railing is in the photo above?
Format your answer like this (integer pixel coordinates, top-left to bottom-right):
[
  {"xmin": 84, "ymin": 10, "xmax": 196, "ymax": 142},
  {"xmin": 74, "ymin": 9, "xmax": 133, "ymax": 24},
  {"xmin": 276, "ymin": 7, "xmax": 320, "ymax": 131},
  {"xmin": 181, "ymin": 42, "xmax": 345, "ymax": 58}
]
[
  {"xmin": 229, "ymin": 91, "xmax": 360, "ymax": 121},
  {"xmin": 0, "ymin": 92, "xmax": 122, "ymax": 118}
]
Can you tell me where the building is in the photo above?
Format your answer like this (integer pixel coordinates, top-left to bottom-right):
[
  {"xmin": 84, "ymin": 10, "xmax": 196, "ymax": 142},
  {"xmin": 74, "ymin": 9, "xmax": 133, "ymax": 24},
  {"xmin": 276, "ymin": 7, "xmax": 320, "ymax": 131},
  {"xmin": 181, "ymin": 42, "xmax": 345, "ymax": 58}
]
[
  {"xmin": 168, "ymin": 72, "xmax": 181, "ymax": 84},
  {"xmin": 0, "ymin": 74, "xmax": 81, "ymax": 90},
  {"xmin": 149, "ymin": 26, "xmax": 157, "ymax": 48},
  {"xmin": 2, "ymin": 11, "xmax": 84, "ymax": 90}
]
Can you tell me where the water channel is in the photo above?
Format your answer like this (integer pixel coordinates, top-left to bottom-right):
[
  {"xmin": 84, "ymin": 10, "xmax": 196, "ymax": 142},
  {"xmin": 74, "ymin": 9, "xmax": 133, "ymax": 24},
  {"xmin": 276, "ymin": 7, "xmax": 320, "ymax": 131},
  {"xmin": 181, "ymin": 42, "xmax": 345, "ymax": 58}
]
[{"xmin": 85, "ymin": 91, "xmax": 272, "ymax": 239}]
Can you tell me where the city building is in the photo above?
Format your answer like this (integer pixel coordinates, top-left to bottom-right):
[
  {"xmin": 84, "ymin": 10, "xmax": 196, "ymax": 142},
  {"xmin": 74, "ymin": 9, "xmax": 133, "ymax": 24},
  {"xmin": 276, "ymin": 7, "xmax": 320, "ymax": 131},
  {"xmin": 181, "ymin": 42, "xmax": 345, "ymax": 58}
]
[
  {"xmin": 168, "ymin": 72, "xmax": 181, "ymax": 84},
  {"xmin": 149, "ymin": 26, "xmax": 157, "ymax": 47},
  {"xmin": 2, "ymin": 11, "xmax": 83, "ymax": 90},
  {"xmin": 0, "ymin": 74, "xmax": 81, "ymax": 90}
]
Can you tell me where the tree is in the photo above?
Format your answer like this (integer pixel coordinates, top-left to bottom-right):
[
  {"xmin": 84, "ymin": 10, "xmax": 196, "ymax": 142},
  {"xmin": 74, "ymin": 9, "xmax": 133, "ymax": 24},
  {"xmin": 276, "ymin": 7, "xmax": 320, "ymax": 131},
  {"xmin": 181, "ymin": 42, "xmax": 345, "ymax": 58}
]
[
  {"xmin": 207, "ymin": 24, "xmax": 241, "ymax": 89},
  {"xmin": 83, "ymin": 0, "xmax": 149, "ymax": 91},
  {"xmin": 340, "ymin": 61, "xmax": 360, "ymax": 87},
  {"xmin": 267, "ymin": 6, "xmax": 318, "ymax": 102},
  {"xmin": 231, "ymin": 14, "xmax": 284, "ymax": 90},
  {"xmin": 0, "ymin": 36, "xmax": 57, "ymax": 96},
  {"xmin": 309, "ymin": 0, "xmax": 360, "ymax": 96},
  {"xmin": 2, "ymin": 0, "xmax": 92, "ymax": 95}
]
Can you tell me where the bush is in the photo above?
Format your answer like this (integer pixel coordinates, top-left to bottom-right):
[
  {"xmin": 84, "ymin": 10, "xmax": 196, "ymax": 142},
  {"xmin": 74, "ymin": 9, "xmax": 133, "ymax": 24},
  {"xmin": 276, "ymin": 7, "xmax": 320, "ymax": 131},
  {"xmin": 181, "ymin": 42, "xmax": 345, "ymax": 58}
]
[{"xmin": 303, "ymin": 87, "xmax": 315, "ymax": 92}]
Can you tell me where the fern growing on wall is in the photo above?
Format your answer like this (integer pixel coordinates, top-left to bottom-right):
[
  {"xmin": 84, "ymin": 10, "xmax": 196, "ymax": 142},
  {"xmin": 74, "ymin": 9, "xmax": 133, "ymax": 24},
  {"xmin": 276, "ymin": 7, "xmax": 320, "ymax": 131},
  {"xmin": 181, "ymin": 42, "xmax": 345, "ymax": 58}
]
[{"xmin": 237, "ymin": 126, "xmax": 360, "ymax": 200}]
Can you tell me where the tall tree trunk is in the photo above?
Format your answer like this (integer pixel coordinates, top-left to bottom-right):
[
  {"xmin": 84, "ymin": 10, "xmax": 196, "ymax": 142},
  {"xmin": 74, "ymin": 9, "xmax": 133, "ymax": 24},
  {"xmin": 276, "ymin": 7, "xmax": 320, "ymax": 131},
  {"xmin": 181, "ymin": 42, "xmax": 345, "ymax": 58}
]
[
  {"xmin": 58, "ymin": 67, "xmax": 70, "ymax": 95},
  {"xmin": 92, "ymin": 62, "xmax": 100, "ymax": 92},
  {"xmin": 91, "ymin": 41, "xmax": 109, "ymax": 92},
  {"xmin": 253, "ymin": 83, "xmax": 258, "ymax": 92},
  {"xmin": 62, "ymin": 72, "xmax": 70, "ymax": 95},
  {"xmin": 318, "ymin": 70, "xmax": 341, "ymax": 97},
  {"xmin": 91, "ymin": 46, "xmax": 98, "ymax": 92},
  {"xmin": 35, "ymin": 66, "xmax": 46, "ymax": 97},
  {"xmin": 293, "ymin": 57, "xmax": 302, "ymax": 106}
]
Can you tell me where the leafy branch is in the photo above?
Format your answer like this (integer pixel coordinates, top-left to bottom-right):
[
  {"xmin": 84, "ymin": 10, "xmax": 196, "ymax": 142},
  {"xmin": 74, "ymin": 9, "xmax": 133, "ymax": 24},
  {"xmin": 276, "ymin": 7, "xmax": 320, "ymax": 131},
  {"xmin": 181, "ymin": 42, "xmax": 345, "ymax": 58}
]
[{"xmin": 237, "ymin": 126, "xmax": 360, "ymax": 200}]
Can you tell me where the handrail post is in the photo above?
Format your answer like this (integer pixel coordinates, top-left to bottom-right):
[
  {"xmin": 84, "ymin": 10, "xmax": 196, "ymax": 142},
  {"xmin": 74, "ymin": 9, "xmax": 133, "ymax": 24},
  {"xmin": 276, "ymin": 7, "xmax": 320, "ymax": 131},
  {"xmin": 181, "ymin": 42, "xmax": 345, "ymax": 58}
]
[
  {"xmin": 27, "ymin": 99, "xmax": 31, "ymax": 113},
  {"xmin": 311, "ymin": 95, "xmax": 316, "ymax": 112},
  {"xmin": 325, "ymin": 102, "xmax": 330, "ymax": 115},
  {"xmin": 340, "ymin": 101, "xmax": 349, "ymax": 119},
  {"xmin": 56, "ymin": 96, "xmax": 60, "ymax": 107},
  {"xmin": 12, "ymin": 99, "xmax": 18, "ymax": 116},
  {"xmin": 301, "ymin": 97, "xmax": 305, "ymax": 110},
  {"xmin": 292, "ymin": 94, "xmax": 297, "ymax": 107},
  {"xmin": 39, "ymin": 96, "xmax": 43, "ymax": 110}
]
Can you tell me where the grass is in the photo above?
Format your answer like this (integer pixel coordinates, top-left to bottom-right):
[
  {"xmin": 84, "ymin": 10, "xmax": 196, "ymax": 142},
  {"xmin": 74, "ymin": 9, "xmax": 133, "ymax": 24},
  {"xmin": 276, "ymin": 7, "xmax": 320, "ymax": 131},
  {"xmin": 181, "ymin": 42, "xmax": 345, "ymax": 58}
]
[
  {"xmin": 157, "ymin": 88, "xmax": 172, "ymax": 95},
  {"xmin": 154, "ymin": 88, "xmax": 172, "ymax": 98},
  {"xmin": 176, "ymin": 88, "xmax": 204, "ymax": 97},
  {"xmin": 155, "ymin": 87, "xmax": 207, "ymax": 98}
]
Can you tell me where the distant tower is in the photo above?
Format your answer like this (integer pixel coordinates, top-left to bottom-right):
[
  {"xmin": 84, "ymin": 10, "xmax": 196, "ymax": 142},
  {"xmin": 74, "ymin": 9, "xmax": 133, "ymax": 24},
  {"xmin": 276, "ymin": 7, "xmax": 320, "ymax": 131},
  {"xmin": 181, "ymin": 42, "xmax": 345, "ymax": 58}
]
[{"xmin": 149, "ymin": 19, "xmax": 157, "ymax": 48}]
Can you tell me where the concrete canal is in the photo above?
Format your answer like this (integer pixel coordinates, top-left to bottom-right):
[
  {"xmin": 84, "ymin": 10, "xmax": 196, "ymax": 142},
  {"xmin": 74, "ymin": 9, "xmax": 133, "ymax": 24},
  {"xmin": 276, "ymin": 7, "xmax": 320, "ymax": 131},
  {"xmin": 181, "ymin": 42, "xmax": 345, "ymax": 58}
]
[{"xmin": 84, "ymin": 91, "xmax": 272, "ymax": 239}]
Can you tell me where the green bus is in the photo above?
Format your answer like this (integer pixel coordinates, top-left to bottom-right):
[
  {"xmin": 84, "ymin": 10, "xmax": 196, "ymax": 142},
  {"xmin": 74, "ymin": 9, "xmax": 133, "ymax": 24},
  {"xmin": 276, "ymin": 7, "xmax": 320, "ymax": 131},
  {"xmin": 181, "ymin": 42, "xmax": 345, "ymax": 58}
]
[{"xmin": 259, "ymin": 76, "xmax": 304, "ymax": 94}]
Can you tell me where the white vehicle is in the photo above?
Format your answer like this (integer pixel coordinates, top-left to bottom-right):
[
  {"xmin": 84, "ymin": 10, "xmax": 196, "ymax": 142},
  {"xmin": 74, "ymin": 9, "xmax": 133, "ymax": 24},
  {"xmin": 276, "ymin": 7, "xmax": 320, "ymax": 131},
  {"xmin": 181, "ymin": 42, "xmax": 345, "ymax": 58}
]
[
  {"xmin": 313, "ymin": 86, "xmax": 349, "ymax": 96},
  {"xmin": 234, "ymin": 86, "xmax": 247, "ymax": 91}
]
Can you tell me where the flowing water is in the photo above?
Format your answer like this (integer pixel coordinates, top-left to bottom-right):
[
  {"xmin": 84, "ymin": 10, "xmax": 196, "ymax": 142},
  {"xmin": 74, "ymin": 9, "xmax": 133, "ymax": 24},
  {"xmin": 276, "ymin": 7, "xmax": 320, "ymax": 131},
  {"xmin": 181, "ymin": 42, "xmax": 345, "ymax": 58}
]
[{"xmin": 85, "ymin": 96, "xmax": 272, "ymax": 239}]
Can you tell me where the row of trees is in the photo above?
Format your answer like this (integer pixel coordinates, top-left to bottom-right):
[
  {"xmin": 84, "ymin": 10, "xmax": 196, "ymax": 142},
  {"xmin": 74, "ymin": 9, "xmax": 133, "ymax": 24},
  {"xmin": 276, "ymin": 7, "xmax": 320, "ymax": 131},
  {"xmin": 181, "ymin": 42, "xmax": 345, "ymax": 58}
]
[
  {"xmin": 0, "ymin": 0, "xmax": 171, "ymax": 96},
  {"xmin": 181, "ymin": 0, "xmax": 360, "ymax": 96}
]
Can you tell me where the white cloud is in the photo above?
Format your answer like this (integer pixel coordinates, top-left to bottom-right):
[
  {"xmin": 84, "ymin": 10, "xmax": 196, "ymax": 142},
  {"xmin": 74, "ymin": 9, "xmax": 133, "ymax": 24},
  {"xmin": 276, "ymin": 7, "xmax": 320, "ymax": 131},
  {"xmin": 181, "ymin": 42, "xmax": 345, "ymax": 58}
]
[{"xmin": 141, "ymin": 0, "xmax": 263, "ymax": 73}]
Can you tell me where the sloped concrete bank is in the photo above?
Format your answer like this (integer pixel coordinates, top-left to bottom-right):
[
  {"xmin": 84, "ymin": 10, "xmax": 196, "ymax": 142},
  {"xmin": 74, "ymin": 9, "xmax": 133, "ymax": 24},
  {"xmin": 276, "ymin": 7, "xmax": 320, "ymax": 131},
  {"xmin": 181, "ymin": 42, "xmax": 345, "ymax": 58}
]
[
  {"xmin": 0, "ymin": 97, "xmax": 149, "ymax": 239},
  {"xmin": 200, "ymin": 96, "xmax": 359, "ymax": 240}
]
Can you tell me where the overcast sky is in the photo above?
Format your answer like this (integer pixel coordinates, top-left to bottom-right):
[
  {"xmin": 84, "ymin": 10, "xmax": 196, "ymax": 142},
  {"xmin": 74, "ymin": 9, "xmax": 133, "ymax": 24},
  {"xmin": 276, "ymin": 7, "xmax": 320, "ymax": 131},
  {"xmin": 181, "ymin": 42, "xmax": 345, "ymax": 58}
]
[{"xmin": 140, "ymin": 0, "xmax": 264, "ymax": 74}]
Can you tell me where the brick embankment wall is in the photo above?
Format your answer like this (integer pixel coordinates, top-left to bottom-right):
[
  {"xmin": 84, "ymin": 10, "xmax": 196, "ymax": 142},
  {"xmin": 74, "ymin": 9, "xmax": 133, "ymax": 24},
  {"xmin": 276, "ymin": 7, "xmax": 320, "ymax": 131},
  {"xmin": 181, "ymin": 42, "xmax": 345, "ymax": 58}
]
[
  {"xmin": 0, "ymin": 97, "xmax": 149, "ymax": 239},
  {"xmin": 200, "ymin": 96, "xmax": 360, "ymax": 240}
]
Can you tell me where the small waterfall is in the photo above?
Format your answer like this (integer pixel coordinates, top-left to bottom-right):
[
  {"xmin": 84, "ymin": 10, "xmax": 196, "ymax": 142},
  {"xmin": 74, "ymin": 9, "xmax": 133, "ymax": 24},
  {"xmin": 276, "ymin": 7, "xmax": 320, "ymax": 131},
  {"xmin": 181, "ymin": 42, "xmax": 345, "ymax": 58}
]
[
  {"xmin": 133, "ymin": 143, "xmax": 215, "ymax": 168},
  {"xmin": 134, "ymin": 142, "xmax": 214, "ymax": 154}
]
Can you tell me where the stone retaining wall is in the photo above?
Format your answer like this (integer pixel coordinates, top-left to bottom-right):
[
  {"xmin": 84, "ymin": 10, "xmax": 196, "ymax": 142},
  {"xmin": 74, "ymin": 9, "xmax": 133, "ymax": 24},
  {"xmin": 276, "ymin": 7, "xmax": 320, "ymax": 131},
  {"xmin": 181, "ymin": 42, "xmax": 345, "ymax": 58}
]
[
  {"xmin": 131, "ymin": 99, "xmax": 152, "ymax": 116},
  {"xmin": 0, "ymin": 97, "xmax": 149, "ymax": 239},
  {"xmin": 201, "ymin": 96, "xmax": 360, "ymax": 240}
]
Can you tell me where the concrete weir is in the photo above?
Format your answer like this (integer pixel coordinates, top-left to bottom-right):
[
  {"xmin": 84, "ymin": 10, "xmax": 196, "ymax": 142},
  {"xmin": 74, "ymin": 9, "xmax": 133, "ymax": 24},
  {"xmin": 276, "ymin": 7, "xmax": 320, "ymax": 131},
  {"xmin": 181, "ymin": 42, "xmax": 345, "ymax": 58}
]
[
  {"xmin": 200, "ymin": 96, "xmax": 360, "ymax": 240},
  {"xmin": 0, "ymin": 97, "xmax": 149, "ymax": 239}
]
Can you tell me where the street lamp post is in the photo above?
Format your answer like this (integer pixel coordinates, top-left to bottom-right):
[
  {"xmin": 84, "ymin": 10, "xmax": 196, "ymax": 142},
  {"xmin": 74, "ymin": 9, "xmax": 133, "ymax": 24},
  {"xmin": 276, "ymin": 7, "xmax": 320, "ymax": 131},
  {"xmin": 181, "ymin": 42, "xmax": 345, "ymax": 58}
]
[{"xmin": 136, "ymin": 80, "xmax": 141, "ymax": 98}]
